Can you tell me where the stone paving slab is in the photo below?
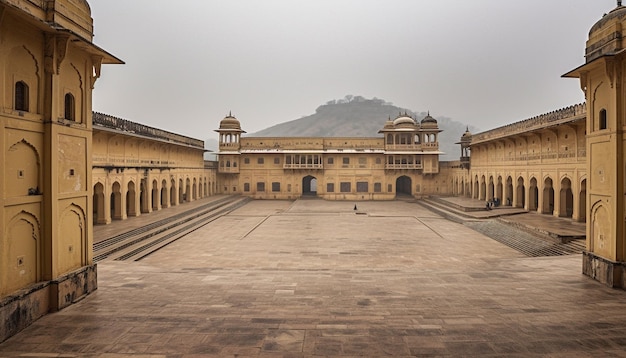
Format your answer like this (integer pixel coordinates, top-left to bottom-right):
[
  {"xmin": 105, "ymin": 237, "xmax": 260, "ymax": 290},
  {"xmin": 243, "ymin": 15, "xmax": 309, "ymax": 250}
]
[{"xmin": 1, "ymin": 199, "xmax": 626, "ymax": 357}]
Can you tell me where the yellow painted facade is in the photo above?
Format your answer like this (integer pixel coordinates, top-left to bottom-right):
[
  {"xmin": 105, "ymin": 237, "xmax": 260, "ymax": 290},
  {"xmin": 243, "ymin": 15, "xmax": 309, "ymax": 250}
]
[
  {"xmin": 2, "ymin": 0, "xmax": 626, "ymax": 344},
  {"xmin": 215, "ymin": 113, "xmax": 447, "ymax": 199},
  {"xmin": 564, "ymin": 4, "xmax": 626, "ymax": 288},
  {"xmin": 465, "ymin": 104, "xmax": 587, "ymax": 221},
  {"xmin": 91, "ymin": 112, "xmax": 215, "ymax": 225},
  {"xmin": 0, "ymin": 0, "xmax": 122, "ymax": 341}
]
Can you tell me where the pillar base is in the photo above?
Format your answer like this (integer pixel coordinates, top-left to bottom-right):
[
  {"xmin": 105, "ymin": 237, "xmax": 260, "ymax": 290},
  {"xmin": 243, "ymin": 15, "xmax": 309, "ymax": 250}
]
[
  {"xmin": 582, "ymin": 251, "xmax": 626, "ymax": 289},
  {"xmin": 50, "ymin": 264, "xmax": 98, "ymax": 311}
]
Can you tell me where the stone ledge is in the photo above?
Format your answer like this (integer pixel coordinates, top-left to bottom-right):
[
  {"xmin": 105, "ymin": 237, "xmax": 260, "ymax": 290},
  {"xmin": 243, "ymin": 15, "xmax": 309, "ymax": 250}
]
[
  {"xmin": 50, "ymin": 264, "xmax": 98, "ymax": 311},
  {"xmin": 0, "ymin": 282, "xmax": 50, "ymax": 344},
  {"xmin": 0, "ymin": 264, "xmax": 98, "ymax": 343},
  {"xmin": 582, "ymin": 251, "xmax": 626, "ymax": 288}
]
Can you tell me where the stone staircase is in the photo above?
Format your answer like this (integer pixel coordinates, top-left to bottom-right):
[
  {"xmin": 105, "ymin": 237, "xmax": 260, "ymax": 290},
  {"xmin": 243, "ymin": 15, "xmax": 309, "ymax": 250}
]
[{"xmin": 417, "ymin": 196, "xmax": 585, "ymax": 257}]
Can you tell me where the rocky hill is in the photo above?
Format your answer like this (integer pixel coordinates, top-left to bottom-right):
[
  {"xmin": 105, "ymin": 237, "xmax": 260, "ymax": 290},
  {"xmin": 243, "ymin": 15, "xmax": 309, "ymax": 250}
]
[{"xmin": 208, "ymin": 96, "xmax": 477, "ymax": 161}]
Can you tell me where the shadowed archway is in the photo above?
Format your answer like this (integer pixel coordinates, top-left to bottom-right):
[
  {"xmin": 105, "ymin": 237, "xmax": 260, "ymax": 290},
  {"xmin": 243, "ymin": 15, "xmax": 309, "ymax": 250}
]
[
  {"xmin": 302, "ymin": 175, "xmax": 317, "ymax": 195},
  {"xmin": 396, "ymin": 176, "xmax": 412, "ymax": 196}
]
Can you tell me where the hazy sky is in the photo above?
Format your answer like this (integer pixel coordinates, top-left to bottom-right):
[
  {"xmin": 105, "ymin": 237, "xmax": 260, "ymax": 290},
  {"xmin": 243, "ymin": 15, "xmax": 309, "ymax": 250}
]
[{"xmin": 90, "ymin": 0, "xmax": 617, "ymax": 139}]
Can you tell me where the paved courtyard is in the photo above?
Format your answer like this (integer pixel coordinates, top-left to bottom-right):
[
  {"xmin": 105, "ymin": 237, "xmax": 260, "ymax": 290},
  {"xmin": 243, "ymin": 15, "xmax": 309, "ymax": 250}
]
[{"xmin": 2, "ymin": 199, "xmax": 626, "ymax": 357}]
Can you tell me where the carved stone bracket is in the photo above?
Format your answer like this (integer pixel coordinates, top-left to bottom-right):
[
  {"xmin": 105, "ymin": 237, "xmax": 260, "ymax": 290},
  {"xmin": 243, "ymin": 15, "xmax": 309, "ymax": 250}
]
[
  {"xmin": 91, "ymin": 55, "xmax": 103, "ymax": 89},
  {"xmin": 580, "ymin": 71, "xmax": 589, "ymax": 99},
  {"xmin": 44, "ymin": 34, "xmax": 70, "ymax": 75},
  {"xmin": 44, "ymin": 34, "xmax": 55, "ymax": 74},
  {"xmin": 55, "ymin": 35, "xmax": 70, "ymax": 74}
]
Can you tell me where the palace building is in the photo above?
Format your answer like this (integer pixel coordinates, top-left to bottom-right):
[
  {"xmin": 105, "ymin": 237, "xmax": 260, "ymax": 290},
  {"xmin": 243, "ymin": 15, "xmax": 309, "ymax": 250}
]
[
  {"xmin": 465, "ymin": 104, "xmax": 587, "ymax": 222},
  {"xmin": 564, "ymin": 3, "xmax": 626, "ymax": 289},
  {"xmin": 0, "ymin": 0, "xmax": 122, "ymax": 341},
  {"xmin": 92, "ymin": 112, "xmax": 215, "ymax": 225},
  {"xmin": 3, "ymin": 0, "xmax": 626, "ymax": 345},
  {"xmin": 215, "ymin": 112, "xmax": 446, "ymax": 200}
]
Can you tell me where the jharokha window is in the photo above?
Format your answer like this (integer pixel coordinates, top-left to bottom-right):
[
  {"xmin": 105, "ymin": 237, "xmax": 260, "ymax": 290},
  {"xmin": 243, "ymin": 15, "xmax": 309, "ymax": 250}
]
[
  {"xmin": 64, "ymin": 93, "xmax": 75, "ymax": 121},
  {"xmin": 15, "ymin": 81, "xmax": 29, "ymax": 111}
]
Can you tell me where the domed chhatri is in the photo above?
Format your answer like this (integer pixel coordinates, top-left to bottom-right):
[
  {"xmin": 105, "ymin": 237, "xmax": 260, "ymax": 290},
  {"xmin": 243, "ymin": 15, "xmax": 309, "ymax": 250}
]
[
  {"xmin": 420, "ymin": 113, "xmax": 438, "ymax": 128},
  {"xmin": 392, "ymin": 113, "xmax": 417, "ymax": 127},
  {"xmin": 218, "ymin": 112, "xmax": 243, "ymax": 131},
  {"xmin": 586, "ymin": 2, "xmax": 626, "ymax": 62},
  {"xmin": 460, "ymin": 127, "xmax": 472, "ymax": 142}
]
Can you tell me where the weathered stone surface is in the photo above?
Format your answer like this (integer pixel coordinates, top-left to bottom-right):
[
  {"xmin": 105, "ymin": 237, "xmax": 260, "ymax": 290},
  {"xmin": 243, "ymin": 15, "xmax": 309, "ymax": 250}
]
[{"xmin": 2, "ymin": 200, "xmax": 626, "ymax": 356}]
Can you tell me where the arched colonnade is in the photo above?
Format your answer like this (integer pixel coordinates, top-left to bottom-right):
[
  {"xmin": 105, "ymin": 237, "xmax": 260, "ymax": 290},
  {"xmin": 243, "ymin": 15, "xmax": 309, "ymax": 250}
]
[
  {"xmin": 93, "ymin": 173, "xmax": 215, "ymax": 225},
  {"xmin": 459, "ymin": 172, "xmax": 586, "ymax": 222}
]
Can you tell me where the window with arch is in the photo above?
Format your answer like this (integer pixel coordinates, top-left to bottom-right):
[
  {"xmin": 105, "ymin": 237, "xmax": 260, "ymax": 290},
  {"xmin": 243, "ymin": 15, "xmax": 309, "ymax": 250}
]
[
  {"xmin": 64, "ymin": 93, "xmax": 75, "ymax": 121},
  {"xmin": 599, "ymin": 109, "xmax": 607, "ymax": 130},
  {"xmin": 15, "ymin": 81, "xmax": 29, "ymax": 111}
]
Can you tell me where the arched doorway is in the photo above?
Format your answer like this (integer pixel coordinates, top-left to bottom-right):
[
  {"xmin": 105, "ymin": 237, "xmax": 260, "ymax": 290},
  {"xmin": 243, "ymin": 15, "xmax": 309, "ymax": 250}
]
[
  {"xmin": 516, "ymin": 177, "xmax": 525, "ymax": 208},
  {"xmin": 488, "ymin": 176, "xmax": 495, "ymax": 201},
  {"xmin": 302, "ymin": 175, "xmax": 317, "ymax": 195},
  {"xmin": 179, "ymin": 179, "xmax": 184, "ymax": 204},
  {"xmin": 93, "ymin": 183, "xmax": 105, "ymax": 224},
  {"xmin": 542, "ymin": 177, "xmax": 554, "ymax": 215},
  {"xmin": 396, "ymin": 176, "xmax": 412, "ymax": 196},
  {"xmin": 161, "ymin": 179, "xmax": 168, "ymax": 208},
  {"xmin": 529, "ymin": 178, "xmax": 538, "ymax": 211},
  {"xmin": 170, "ymin": 179, "xmax": 177, "ymax": 206},
  {"xmin": 506, "ymin": 176, "xmax": 513, "ymax": 206},
  {"xmin": 185, "ymin": 178, "xmax": 191, "ymax": 202},
  {"xmin": 579, "ymin": 179, "xmax": 587, "ymax": 222},
  {"xmin": 480, "ymin": 176, "xmax": 486, "ymax": 201},
  {"xmin": 473, "ymin": 177, "xmax": 479, "ymax": 199},
  {"xmin": 152, "ymin": 180, "xmax": 159, "ymax": 210},
  {"xmin": 140, "ymin": 179, "xmax": 149, "ymax": 213},
  {"xmin": 127, "ymin": 181, "xmax": 137, "ymax": 217},
  {"xmin": 560, "ymin": 178, "xmax": 573, "ymax": 218},
  {"xmin": 111, "ymin": 182, "xmax": 122, "ymax": 220}
]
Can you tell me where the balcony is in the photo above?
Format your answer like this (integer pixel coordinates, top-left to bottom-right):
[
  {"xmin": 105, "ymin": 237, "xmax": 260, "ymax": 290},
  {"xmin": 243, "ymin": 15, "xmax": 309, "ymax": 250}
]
[
  {"xmin": 219, "ymin": 143, "xmax": 239, "ymax": 150},
  {"xmin": 385, "ymin": 163, "xmax": 423, "ymax": 170},
  {"xmin": 283, "ymin": 163, "xmax": 323, "ymax": 170},
  {"xmin": 219, "ymin": 167, "xmax": 240, "ymax": 173},
  {"xmin": 422, "ymin": 143, "xmax": 439, "ymax": 149},
  {"xmin": 385, "ymin": 144, "xmax": 422, "ymax": 151}
]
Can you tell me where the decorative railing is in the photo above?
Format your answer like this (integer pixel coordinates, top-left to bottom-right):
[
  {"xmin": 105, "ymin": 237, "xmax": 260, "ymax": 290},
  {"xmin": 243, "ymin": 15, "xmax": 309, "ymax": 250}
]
[
  {"xmin": 93, "ymin": 112, "xmax": 204, "ymax": 149},
  {"xmin": 471, "ymin": 103, "xmax": 586, "ymax": 144},
  {"xmin": 283, "ymin": 164, "xmax": 323, "ymax": 169},
  {"xmin": 475, "ymin": 150, "xmax": 587, "ymax": 163},
  {"xmin": 385, "ymin": 163, "xmax": 423, "ymax": 170},
  {"xmin": 386, "ymin": 144, "xmax": 422, "ymax": 150}
]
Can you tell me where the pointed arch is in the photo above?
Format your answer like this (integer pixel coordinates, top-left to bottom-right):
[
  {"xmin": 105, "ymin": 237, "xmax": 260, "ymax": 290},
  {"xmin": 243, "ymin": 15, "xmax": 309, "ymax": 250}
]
[
  {"xmin": 559, "ymin": 177, "xmax": 573, "ymax": 218},
  {"xmin": 58, "ymin": 204, "xmax": 86, "ymax": 274},
  {"xmin": 7, "ymin": 139, "xmax": 41, "ymax": 198},
  {"xmin": 93, "ymin": 182, "xmax": 106, "ymax": 224},
  {"xmin": 3, "ymin": 211, "xmax": 41, "ymax": 294}
]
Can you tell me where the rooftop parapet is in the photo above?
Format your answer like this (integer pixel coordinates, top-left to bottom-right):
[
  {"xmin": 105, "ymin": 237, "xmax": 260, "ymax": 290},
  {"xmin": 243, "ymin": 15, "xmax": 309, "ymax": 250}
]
[
  {"xmin": 471, "ymin": 103, "xmax": 586, "ymax": 145},
  {"xmin": 93, "ymin": 112, "xmax": 205, "ymax": 149}
]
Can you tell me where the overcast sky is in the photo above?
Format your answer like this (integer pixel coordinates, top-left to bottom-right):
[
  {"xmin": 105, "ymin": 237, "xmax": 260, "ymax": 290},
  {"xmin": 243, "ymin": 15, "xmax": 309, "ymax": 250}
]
[{"xmin": 90, "ymin": 0, "xmax": 617, "ymax": 139}]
